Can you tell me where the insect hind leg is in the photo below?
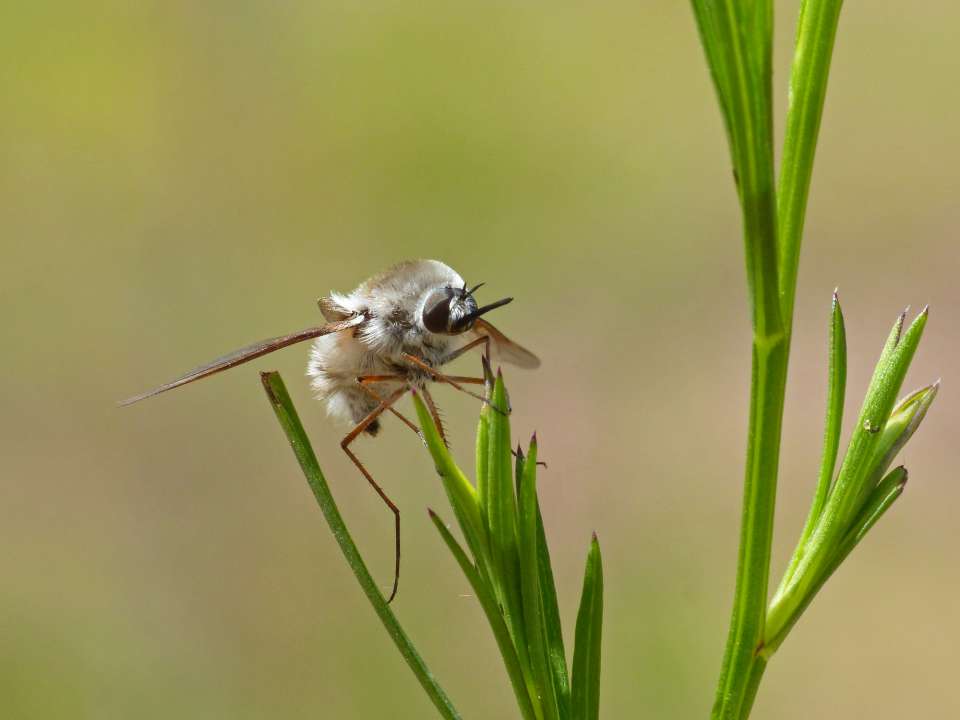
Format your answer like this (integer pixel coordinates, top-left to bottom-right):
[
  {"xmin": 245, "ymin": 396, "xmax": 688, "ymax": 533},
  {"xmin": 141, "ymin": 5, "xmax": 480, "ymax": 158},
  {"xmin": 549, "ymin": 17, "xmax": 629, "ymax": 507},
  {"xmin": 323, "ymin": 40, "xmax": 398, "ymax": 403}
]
[
  {"xmin": 340, "ymin": 385, "xmax": 408, "ymax": 604},
  {"xmin": 356, "ymin": 374, "xmax": 422, "ymax": 440}
]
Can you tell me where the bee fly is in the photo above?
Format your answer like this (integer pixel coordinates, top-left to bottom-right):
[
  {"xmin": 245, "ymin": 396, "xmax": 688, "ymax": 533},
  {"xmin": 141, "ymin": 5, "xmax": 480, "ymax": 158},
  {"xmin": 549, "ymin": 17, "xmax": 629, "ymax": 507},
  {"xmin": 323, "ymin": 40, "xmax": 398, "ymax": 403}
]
[{"xmin": 121, "ymin": 259, "xmax": 540, "ymax": 601}]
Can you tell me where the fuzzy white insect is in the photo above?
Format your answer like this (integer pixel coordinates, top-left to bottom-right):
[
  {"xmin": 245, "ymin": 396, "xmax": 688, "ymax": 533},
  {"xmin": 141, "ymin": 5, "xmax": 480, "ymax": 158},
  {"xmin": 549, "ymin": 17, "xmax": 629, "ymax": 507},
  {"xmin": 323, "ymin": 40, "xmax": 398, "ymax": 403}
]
[
  {"xmin": 121, "ymin": 259, "xmax": 539, "ymax": 601},
  {"xmin": 307, "ymin": 259, "xmax": 537, "ymax": 433}
]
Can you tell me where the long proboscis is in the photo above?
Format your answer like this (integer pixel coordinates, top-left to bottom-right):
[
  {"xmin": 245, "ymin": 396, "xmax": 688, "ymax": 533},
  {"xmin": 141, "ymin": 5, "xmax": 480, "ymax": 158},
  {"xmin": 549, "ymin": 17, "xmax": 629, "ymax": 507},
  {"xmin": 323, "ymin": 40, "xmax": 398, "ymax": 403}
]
[
  {"xmin": 119, "ymin": 316, "xmax": 363, "ymax": 406},
  {"xmin": 466, "ymin": 296, "xmax": 513, "ymax": 323}
]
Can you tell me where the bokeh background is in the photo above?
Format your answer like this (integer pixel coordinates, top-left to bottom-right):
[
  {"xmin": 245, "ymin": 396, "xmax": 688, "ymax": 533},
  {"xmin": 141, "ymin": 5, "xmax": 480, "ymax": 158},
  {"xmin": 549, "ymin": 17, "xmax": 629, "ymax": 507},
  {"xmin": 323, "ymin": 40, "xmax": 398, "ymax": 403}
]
[{"xmin": 2, "ymin": 2, "xmax": 957, "ymax": 718}]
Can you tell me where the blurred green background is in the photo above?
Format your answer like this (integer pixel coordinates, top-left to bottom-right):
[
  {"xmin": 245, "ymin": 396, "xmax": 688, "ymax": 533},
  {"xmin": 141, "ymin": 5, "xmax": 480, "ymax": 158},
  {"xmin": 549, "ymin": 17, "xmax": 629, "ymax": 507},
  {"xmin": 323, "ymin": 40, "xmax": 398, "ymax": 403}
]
[{"xmin": 2, "ymin": 2, "xmax": 956, "ymax": 718}]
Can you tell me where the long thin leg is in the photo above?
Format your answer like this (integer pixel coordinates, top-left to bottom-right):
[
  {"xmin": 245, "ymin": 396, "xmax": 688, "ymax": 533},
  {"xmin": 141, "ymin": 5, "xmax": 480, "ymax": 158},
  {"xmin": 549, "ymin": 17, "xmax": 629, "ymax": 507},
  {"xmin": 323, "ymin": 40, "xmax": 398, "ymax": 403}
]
[
  {"xmin": 340, "ymin": 385, "xmax": 408, "ymax": 603},
  {"xmin": 402, "ymin": 353, "xmax": 503, "ymax": 411},
  {"xmin": 441, "ymin": 334, "xmax": 490, "ymax": 365},
  {"xmin": 356, "ymin": 375, "xmax": 421, "ymax": 437},
  {"xmin": 442, "ymin": 376, "xmax": 485, "ymax": 385},
  {"xmin": 420, "ymin": 386, "xmax": 448, "ymax": 448}
]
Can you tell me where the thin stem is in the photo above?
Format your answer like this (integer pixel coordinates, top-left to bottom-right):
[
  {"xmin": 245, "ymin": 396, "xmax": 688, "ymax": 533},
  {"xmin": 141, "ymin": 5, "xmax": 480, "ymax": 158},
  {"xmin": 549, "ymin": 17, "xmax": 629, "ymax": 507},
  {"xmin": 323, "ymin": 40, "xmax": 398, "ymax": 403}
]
[
  {"xmin": 714, "ymin": 335, "xmax": 788, "ymax": 719},
  {"xmin": 738, "ymin": 657, "xmax": 768, "ymax": 719},
  {"xmin": 261, "ymin": 372, "xmax": 462, "ymax": 720},
  {"xmin": 708, "ymin": 1, "xmax": 844, "ymax": 714},
  {"xmin": 696, "ymin": 3, "xmax": 786, "ymax": 717}
]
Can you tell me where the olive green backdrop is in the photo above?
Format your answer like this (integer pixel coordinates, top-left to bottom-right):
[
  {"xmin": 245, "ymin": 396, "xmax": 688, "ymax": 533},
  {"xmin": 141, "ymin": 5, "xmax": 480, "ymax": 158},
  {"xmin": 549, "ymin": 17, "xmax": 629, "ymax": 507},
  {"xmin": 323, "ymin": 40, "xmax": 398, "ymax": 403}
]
[{"xmin": 2, "ymin": 2, "xmax": 956, "ymax": 718}]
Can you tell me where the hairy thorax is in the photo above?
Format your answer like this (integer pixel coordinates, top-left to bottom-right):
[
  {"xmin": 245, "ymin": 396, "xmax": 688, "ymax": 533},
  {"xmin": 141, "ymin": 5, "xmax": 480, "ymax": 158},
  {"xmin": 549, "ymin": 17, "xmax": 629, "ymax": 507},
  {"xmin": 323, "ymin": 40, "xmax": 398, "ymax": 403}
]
[{"xmin": 307, "ymin": 308, "xmax": 455, "ymax": 429}]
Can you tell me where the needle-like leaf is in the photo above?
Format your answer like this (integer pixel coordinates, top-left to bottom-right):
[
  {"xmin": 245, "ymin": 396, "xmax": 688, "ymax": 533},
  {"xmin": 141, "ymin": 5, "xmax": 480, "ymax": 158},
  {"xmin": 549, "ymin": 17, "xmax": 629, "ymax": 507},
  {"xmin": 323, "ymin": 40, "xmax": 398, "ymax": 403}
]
[
  {"xmin": 428, "ymin": 509, "xmax": 537, "ymax": 720},
  {"xmin": 411, "ymin": 390, "xmax": 492, "ymax": 583},
  {"xmin": 476, "ymin": 355, "xmax": 495, "ymax": 528},
  {"xmin": 774, "ymin": 308, "xmax": 928, "ymax": 621},
  {"xmin": 485, "ymin": 371, "xmax": 529, "ymax": 668},
  {"xmin": 518, "ymin": 439, "xmax": 562, "ymax": 720},
  {"xmin": 571, "ymin": 535, "xmax": 603, "ymax": 720},
  {"xmin": 530, "ymin": 442, "xmax": 572, "ymax": 719},
  {"xmin": 777, "ymin": 291, "xmax": 846, "ymax": 592},
  {"xmin": 777, "ymin": 0, "xmax": 845, "ymax": 326},
  {"xmin": 766, "ymin": 307, "xmax": 932, "ymax": 660},
  {"xmin": 260, "ymin": 372, "xmax": 461, "ymax": 720}
]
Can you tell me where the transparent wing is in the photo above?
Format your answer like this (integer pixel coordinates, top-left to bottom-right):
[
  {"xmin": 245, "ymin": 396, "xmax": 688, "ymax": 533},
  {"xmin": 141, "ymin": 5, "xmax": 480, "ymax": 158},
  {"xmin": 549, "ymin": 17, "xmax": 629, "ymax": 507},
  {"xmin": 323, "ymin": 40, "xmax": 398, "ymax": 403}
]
[
  {"xmin": 119, "ymin": 315, "xmax": 364, "ymax": 406},
  {"xmin": 473, "ymin": 318, "xmax": 540, "ymax": 369}
]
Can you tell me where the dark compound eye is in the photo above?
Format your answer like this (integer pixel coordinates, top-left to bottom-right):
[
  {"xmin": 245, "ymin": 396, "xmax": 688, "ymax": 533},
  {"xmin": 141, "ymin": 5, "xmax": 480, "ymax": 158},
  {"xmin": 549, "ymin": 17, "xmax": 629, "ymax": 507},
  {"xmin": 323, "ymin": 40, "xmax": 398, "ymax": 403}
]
[
  {"xmin": 421, "ymin": 286, "xmax": 493, "ymax": 335},
  {"xmin": 421, "ymin": 288, "xmax": 455, "ymax": 333}
]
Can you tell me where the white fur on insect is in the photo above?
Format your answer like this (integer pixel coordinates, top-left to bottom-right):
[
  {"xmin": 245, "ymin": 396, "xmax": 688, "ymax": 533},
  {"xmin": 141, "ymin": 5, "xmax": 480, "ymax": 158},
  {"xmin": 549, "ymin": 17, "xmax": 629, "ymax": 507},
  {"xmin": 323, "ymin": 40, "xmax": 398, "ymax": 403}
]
[{"xmin": 308, "ymin": 260, "xmax": 471, "ymax": 431}]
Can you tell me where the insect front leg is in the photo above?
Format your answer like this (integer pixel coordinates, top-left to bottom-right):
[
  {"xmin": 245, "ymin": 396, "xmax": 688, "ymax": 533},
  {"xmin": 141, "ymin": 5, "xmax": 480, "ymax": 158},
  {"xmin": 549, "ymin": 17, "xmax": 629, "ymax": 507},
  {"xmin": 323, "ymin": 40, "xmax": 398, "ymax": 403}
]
[
  {"xmin": 440, "ymin": 334, "xmax": 491, "ymax": 365},
  {"xmin": 401, "ymin": 353, "xmax": 507, "ymax": 415}
]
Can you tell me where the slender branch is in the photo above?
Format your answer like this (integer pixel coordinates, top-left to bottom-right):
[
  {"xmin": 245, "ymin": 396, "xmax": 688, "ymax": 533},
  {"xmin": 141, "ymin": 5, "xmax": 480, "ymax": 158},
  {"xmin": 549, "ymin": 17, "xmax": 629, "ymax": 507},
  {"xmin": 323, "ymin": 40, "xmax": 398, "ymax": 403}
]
[
  {"xmin": 714, "ymin": 334, "xmax": 788, "ymax": 719},
  {"xmin": 705, "ymin": 1, "xmax": 844, "ymax": 714},
  {"xmin": 692, "ymin": 3, "xmax": 786, "ymax": 718}
]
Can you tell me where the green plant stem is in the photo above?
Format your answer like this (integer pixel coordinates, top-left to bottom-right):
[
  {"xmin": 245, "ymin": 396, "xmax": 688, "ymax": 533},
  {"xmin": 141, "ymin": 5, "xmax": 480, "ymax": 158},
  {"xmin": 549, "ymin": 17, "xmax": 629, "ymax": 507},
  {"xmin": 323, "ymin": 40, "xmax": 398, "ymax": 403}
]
[
  {"xmin": 714, "ymin": 333, "xmax": 788, "ymax": 720},
  {"xmin": 698, "ymin": 2, "xmax": 787, "ymax": 716},
  {"xmin": 260, "ymin": 372, "xmax": 462, "ymax": 720},
  {"xmin": 738, "ymin": 658, "xmax": 767, "ymax": 719},
  {"xmin": 712, "ymin": 2, "xmax": 844, "ymax": 715}
]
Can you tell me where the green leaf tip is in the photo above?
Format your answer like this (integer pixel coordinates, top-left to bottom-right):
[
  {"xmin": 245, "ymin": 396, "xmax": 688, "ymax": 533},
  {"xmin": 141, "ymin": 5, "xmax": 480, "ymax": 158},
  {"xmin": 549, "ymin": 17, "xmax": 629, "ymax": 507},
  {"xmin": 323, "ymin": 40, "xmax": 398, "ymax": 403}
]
[
  {"xmin": 481, "ymin": 353, "xmax": 495, "ymax": 388},
  {"xmin": 831, "ymin": 289, "xmax": 843, "ymax": 318},
  {"xmin": 865, "ymin": 382, "xmax": 939, "ymax": 482},
  {"xmin": 901, "ymin": 305, "xmax": 928, "ymax": 343},
  {"xmin": 892, "ymin": 465, "xmax": 908, "ymax": 490},
  {"xmin": 890, "ymin": 380, "xmax": 939, "ymax": 427},
  {"xmin": 572, "ymin": 533, "xmax": 603, "ymax": 720}
]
